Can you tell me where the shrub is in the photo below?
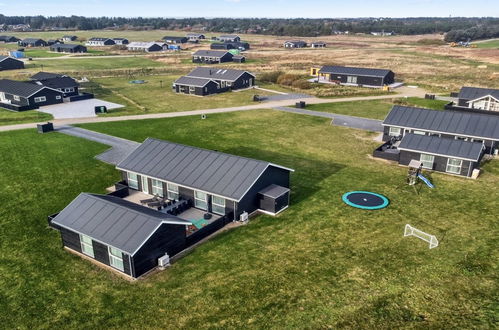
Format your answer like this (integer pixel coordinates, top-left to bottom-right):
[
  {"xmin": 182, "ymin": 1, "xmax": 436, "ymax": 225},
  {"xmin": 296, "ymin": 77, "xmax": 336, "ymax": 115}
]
[
  {"xmin": 276, "ymin": 73, "xmax": 301, "ymax": 86},
  {"xmin": 291, "ymin": 79, "xmax": 312, "ymax": 90},
  {"xmin": 258, "ymin": 71, "xmax": 283, "ymax": 83}
]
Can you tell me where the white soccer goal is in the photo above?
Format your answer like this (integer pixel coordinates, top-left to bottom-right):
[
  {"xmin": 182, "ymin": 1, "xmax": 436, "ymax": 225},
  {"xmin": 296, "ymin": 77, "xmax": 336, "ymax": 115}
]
[{"xmin": 404, "ymin": 224, "xmax": 439, "ymax": 249}]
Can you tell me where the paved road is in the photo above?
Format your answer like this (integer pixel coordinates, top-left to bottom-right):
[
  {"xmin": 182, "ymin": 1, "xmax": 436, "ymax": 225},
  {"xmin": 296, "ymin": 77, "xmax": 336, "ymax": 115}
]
[
  {"xmin": 261, "ymin": 93, "xmax": 313, "ymax": 102},
  {"xmin": 56, "ymin": 125, "xmax": 139, "ymax": 165},
  {"xmin": 273, "ymin": 106, "xmax": 383, "ymax": 132},
  {"xmin": 0, "ymin": 88, "xmax": 425, "ymax": 133}
]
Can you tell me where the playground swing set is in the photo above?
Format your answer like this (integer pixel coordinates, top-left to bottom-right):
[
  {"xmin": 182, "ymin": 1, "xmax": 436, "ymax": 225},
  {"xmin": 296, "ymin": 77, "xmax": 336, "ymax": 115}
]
[{"xmin": 407, "ymin": 159, "xmax": 434, "ymax": 193}]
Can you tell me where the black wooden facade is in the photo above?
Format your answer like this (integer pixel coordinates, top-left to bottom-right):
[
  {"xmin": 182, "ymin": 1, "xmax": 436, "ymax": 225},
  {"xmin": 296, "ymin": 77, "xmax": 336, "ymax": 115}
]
[
  {"xmin": 192, "ymin": 51, "xmax": 233, "ymax": 64},
  {"xmin": 0, "ymin": 57, "xmax": 24, "ymax": 71},
  {"xmin": 398, "ymin": 150, "xmax": 478, "ymax": 177},
  {"xmin": 173, "ymin": 80, "xmax": 221, "ymax": 96}
]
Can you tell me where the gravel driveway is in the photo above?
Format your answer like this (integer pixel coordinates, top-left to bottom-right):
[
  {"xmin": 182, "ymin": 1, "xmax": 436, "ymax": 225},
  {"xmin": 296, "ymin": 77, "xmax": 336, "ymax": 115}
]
[{"xmin": 37, "ymin": 99, "xmax": 124, "ymax": 119}]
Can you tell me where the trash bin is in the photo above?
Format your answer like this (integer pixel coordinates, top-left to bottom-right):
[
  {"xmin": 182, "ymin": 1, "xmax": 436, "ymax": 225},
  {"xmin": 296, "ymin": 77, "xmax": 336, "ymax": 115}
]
[
  {"xmin": 295, "ymin": 101, "xmax": 306, "ymax": 108},
  {"xmin": 94, "ymin": 105, "xmax": 107, "ymax": 114},
  {"xmin": 37, "ymin": 122, "xmax": 54, "ymax": 133}
]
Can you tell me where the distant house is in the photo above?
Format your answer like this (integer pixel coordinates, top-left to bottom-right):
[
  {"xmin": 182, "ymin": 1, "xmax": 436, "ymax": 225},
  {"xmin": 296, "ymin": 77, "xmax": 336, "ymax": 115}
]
[
  {"xmin": 50, "ymin": 43, "xmax": 87, "ymax": 53},
  {"xmin": 452, "ymin": 87, "xmax": 499, "ymax": 114},
  {"xmin": 314, "ymin": 65, "xmax": 395, "ymax": 87},
  {"xmin": 284, "ymin": 40, "xmax": 307, "ymax": 48},
  {"xmin": 232, "ymin": 55, "xmax": 245, "ymax": 63},
  {"xmin": 127, "ymin": 42, "xmax": 168, "ymax": 52},
  {"xmin": 86, "ymin": 38, "xmax": 115, "ymax": 46},
  {"xmin": 112, "ymin": 38, "xmax": 129, "ymax": 45},
  {"xmin": 0, "ymin": 35, "xmax": 20, "ymax": 43},
  {"xmin": 192, "ymin": 50, "xmax": 234, "ymax": 64},
  {"xmin": 62, "ymin": 35, "xmax": 77, "ymax": 42},
  {"xmin": 162, "ymin": 36, "xmax": 188, "ymax": 44},
  {"xmin": 19, "ymin": 38, "xmax": 47, "ymax": 47},
  {"xmin": 211, "ymin": 42, "xmax": 250, "ymax": 50},
  {"xmin": 218, "ymin": 35, "xmax": 241, "ymax": 42},
  {"xmin": 0, "ymin": 79, "xmax": 63, "ymax": 111},
  {"xmin": 186, "ymin": 33, "xmax": 205, "ymax": 41},
  {"xmin": 0, "ymin": 56, "xmax": 24, "ymax": 71},
  {"xmin": 49, "ymin": 138, "xmax": 293, "ymax": 278},
  {"xmin": 30, "ymin": 73, "xmax": 80, "ymax": 97},
  {"xmin": 310, "ymin": 42, "xmax": 326, "ymax": 48},
  {"xmin": 173, "ymin": 67, "xmax": 255, "ymax": 96},
  {"xmin": 47, "ymin": 39, "xmax": 61, "ymax": 46}
]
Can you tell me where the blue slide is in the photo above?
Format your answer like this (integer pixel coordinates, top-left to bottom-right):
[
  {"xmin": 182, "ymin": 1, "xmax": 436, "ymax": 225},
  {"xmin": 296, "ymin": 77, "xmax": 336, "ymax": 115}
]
[{"xmin": 417, "ymin": 173, "xmax": 434, "ymax": 188}]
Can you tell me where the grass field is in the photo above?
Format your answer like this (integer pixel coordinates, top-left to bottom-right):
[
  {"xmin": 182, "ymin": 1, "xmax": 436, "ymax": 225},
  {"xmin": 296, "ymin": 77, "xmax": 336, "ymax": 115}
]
[
  {"xmin": 0, "ymin": 108, "xmax": 53, "ymax": 126},
  {"xmin": 23, "ymin": 49, "xmax": 67, "ymax": 58},
  {"xmin": 305, "ymin": 97, "xmax": 449, "ymax": 120},
  {"xmin": 1, "ymin": 109, "xmax": 497, "ymax": 328},
  {"xmin": 476, "ymin": 39, "xmax": 499, "ymax": 49}
]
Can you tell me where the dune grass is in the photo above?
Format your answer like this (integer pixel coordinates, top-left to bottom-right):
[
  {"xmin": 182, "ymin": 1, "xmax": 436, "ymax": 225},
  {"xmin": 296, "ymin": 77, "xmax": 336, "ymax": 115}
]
[{"xmin": 0, "ymin": 109, "xmax": 496, "ymax": 328}]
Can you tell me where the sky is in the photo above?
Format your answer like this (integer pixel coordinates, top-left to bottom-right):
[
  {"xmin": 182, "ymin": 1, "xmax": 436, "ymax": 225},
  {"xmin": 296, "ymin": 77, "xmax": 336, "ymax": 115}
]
[{"xmin": 1, "ymin": 0, "xmax": 498, "ymax": 18}]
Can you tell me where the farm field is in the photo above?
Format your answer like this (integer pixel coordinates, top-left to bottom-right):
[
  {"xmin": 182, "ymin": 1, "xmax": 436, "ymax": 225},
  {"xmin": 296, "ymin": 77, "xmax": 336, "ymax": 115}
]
[{"xmin": 1, "ymin": 109, "xmax": 497, "ymax": 328}]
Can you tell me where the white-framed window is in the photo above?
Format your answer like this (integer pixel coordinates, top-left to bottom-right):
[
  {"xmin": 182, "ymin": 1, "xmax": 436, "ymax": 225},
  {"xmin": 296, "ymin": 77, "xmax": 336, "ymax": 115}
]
[
  {"xmin": 347, "ymin": 76, "xmax": 357, "ymax": 84},
  {"xmin": 194, "ymin": 190, "xmax": 208, "ymax": 210},
  {"xmin": 420, "ymin": 154, "xmax": 435, "ymax": 169},
  {"xmin": 167, "ymin": 183, "xmax": 179, "ymax": 200},
  {"xmin": 80, "ymin": 234, "xmax": 94, "ymax": 258},
  {"xmin": 55, "ymin": 96, "xmax": 62, "ymax": 100},
  {"xmin": 151, "ymin": 179, "xmax": 164, "ymax": 197},
  {"xmin": 108, "ymin": 246, "xmax": 124, "ymax": 271},
  {"xmin": 64, "ymin": 88, "xmax": 74, "ymax": 93},
  {"xmin": 446, "ymin": 158, "xmax": 462, "ymax": 174},
  {"xmin": 455, "ymin": 136, "xmax": 468, "ymax": 141},
  {"xmin": 429, "ymin": 132, "xmax": 441, "ymax": 137},
  {"xmin": 413, "ymin": 130, "xmax": 426, "ymax": 135},
  {"xmin": 34, "ymin": 96, "xmax": 46, "ymax": 103},
  {"xmin": 13, "ymin": 95, "xmax": 20, "ymax": 101},
  {"xmin": 189, "ymin": 86, "xmax": 195, "ymax": 93},
  {"xmin": 127, "ymin": 172, "xmax": 139, "ymax": 189},
  {"xmin": 211, "ymin": 195, "xmax": 226, "ymax": 215},
  {"xmin": 388, "ymin": 127, "xmax": 401, "ymax": 136}
]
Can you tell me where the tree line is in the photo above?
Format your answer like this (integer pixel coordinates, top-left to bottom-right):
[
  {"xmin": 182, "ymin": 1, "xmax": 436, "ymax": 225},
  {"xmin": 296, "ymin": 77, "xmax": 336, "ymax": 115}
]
[{"xmin": 0, "ymin": 15, "xmax": 498, "ymax": 40}]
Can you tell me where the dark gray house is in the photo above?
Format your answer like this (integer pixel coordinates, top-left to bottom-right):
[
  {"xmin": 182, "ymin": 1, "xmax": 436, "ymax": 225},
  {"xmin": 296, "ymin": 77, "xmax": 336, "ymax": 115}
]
[
  {"xmin": 186, "ymin": 33, "xmax": 206, "ymax": 41},
  {"xmin": 173, "ymin": 67, "xmax": 256, "ymax": 96},
  {"xmin": 86, "ymin": 38, "xmax": 115, "ymax": 46},
  {"xmin": 397, "ymin": 133, "xmax": 484, "ymax": 177},
  {"xmin": 62, "ymin": 35, "xmax": 77, "ymax": 42},
  {"xmin": 49, "ymin": 138, "xmax": 293, "ymax": 278},
  {"xmin": 32, "ymin": 76, "xmax": 80, "ymax": 97},
  {"xmin": 50, "ymin": 43, "xmax": 87, "ymax": 53},
  {"xmin": 50, "ymin": 193, "xmax": 190, "ymax": 278},
  {"xmin": 0, "ymin": 56, "xmax": 24, "ymax": 71},
  {"xmin": 317, "ymin": 65, "xmax": 395, "ymax": 87},
  {"xmin": 19, "ymin": 38, "xmax": 47, "ymax": 47},
  {"xmin": 47, "ymin": 39, "xmax": 61, "ymax": 46},
  {"xmin": 211, "ymin": 42, "xmax": 250, "ymax": 50},
  {"xmin": 218, "ymin": 35, "xmax": 241, "ymax": 42},
  {"xmin": 448, "ymin": 87, "xmax": 499, "ymax": 114},
  {"xmin": 163, "ymin": 36, "xmax": 188, "ymax": 44},
  {"xmin": 127, "ymin": 42, "xmax": 167, "ymax": 52},
  {"xmin": 192, "ymin": 50, "xmax": 234, "ymax": 64},
  {"xmin": 0, "ymin": 35, "xmax": 20, "ymax": 43},
  {"xmin": 284, "ymin": 40, "xmax": 307, "ymax": 48},
  {"xmin": 0, "ymin": 79, "xmax": 63, "ymax": 111},
  {"xmin": 381, "ymin": 105, "xmax": 499, "ymax": 155},
  {"xmin": 311, "ymin": 42, "xmax": 326, "ymax": 48}
]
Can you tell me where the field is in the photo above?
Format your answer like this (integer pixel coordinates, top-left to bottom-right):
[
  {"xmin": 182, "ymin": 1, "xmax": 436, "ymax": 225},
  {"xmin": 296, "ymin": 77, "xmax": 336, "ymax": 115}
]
[
  {"xmin": 476, "ymin": 39, "xmax": 499, "ymax": 49},
  {"xmin": 0, "ymin": 109, "xmax": 497, "ymax": 328},
  {"xmin": 0, "ymin": 108, "xmax": 53, "ymax": 125}
]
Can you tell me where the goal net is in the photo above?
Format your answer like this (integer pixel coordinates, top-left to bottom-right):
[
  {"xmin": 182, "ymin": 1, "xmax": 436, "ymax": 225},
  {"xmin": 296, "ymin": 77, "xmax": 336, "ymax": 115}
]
[{"xmin": 404, "ymin": 224, "xmax": 438, "ymax": 249}]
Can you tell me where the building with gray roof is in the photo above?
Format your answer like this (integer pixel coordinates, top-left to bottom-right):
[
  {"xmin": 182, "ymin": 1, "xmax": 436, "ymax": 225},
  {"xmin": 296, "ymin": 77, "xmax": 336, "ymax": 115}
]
[
  {"xmin": 317, "ymin": 65, "xmax": 395, "ymax": 87},
  {"xmin": 454, "ymin": 86, "xmax": 499, "ymax": 114},
  {"xmin": 0, "ymin": 55, "xmax": 24, "ymax": 71},
  {"xmin": 0, "ymin": 79, "xmax": 63, "ymax": 111},
  {"xmin": 192, "ymin": 50, "xmax": 234, "ymax": 64}
]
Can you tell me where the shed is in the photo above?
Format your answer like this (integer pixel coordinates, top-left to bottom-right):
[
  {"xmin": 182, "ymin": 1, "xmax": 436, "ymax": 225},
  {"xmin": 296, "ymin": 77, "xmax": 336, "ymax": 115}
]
[{"xmin": 258, "ymin": 184, "xmax": 290, "ymax": 215}]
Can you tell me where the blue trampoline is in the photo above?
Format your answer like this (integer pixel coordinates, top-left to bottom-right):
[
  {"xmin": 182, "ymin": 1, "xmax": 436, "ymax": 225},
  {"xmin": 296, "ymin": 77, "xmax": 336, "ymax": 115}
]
[{"xmin": 342, "ymin": 191, "xmax": 389, "ymax": 210}]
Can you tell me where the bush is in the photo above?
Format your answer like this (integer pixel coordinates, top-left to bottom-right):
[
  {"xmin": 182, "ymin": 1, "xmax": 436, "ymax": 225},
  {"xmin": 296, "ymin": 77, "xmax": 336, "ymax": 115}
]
[
  {"xmin": 291, "ymin": 79, "xmax": 312, "ymax": 90},
  {"xmin": 276, "ymin": 73, "xmax": 301, "ymax": 86},
  {"xmin": 258, "ymin": 71, "xmax": 283, "ymax": 83}
]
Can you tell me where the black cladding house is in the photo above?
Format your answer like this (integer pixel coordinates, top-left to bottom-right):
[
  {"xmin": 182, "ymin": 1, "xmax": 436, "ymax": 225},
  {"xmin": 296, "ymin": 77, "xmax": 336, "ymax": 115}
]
[
  {"xmin": 450, "ymin": 86, "xmax": 499, "ymax": 114},
  {"xmin": 316, "ymin": 65, "xmax": 395, "ymax": 87},
  {"xmin": 86, "ymin": 38, "xmax": 115, "ymax": 46},
  {"xmin": 211, "ymin": 42, "xmax": 250, "ymax": 50},
  {"xmin": 0, "ymin": 56, "xmax": 24, "ymax": 71},
  {"xmin": 163, "ymin": 36, "xmax": 188, "ymax": 44},
  {"xmin": 0, "ymin": 35, "xmax": 20, "ymax": 43},
  {"xmin": 173, "ymin": 67, "xmax": 255, "ymax": 96},
  {"xmin": 49, "ymin": 138, "xmax": 294, "ymax": 278},
  {"xmin": 186, "ymin": 33, "xmax": 206, "ymax": 41},
  {"xmin": 218, "ymin": 35, "xmax": 241, "ymax": 42},
  {"xmin": 284, "ymin": 40, "xmax": 307, "ymax": 48},
  {"xmin": 19, "ymin": 38, "xmax": 47, "ymax": 47},
  {"xmin": 30, "ymin": 73, "xmax": 80, "ymax": 97},
  {"xmin": 192, "ymin": 50, "xmax": 234, "ymax": 64},
  {"xmin": 50, "ymin": 43, "xmax": 87, "ymax": 53},
  {"xmin": 0, "ymin": 79, "xmax": 63, "ymax": 111}
]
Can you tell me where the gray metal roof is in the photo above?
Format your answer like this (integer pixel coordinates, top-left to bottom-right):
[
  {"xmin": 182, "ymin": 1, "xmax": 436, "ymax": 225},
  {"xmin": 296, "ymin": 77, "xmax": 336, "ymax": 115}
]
[
  {"xmin": 458, "ymin": 86, "xmax": 499, "ymax": 101},
  {"xmin": 50, "ymin": 43, "xmax": 85, "ymax": 50},
  {"xmin": 51, "ymin": 193, "xmax": 190, "ymax": 255},
  {"xmin": 398, "ymin": 133, "xmax": 484, "ymax": 161},
  {"xmin": 285, "ymin": 40, "xmax": 307, "ymax": 45},
  {"xmin": 258, "ymin": 184, "xmax": 290, "ymax": 198},
  {"xmin": 173, "ymin": 76, "xmax": 217, "ymax": 87},
  {"xmin": 383, "ymin": 105, "xmax": 499, "ymax": 140},
  {"xmin": 117, "ymin": 138, "xmax": 293, "ymax": 201},
  {"xmin": 0, "ymin": 79, "xmax": 47, "ymax": 97},
  {"xmin": 34, "ymin": 76, "xmax": 79, "ymax": 89},
  {"xmin": 89, "ymin": 37, "xmax": 112, "ymax": 41},
  {"xmin": 30, "ymin": 72, "xmax": 66, "ymax": 81},
  {"xmin": 219, "ymin": 35, "xmax": 239, "ymax": 38},
  {"xmin": 193, "ymin": 50, "xmax": 231, "ymax": 58},
  {"xmin": 186, "ymin": 67, "xmax": 255, "ymax": 82},
  {"xmin": 0, "ymin": 56, "xmax": 22, "ymax": 63},
  {"xmin": 319, "ymin": 65, "xmax": 392, "ymax": 77},
  {"xmin": 21, "ymin": 38, "xmax": 45, "ymax": 43}
]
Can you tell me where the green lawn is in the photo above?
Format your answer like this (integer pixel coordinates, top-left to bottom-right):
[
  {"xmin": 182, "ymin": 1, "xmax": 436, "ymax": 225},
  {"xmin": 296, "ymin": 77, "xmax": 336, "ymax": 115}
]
[
  {"xmin": 304, "ymin": 97, "xmax": 448, "ymax": 120},
  {"xmin": 93, "ymin": 75, "xmax": 272, "ymax": 116},
  {"xmin": 1, "ymin": 110, "xmax": 496, "ymax": 328},
  {"xmin": 23, "ymin": 49, "xmax": 67, "ymax": 58},
  {"xmin": 0, "ymin": 108, "xmax": 53, "ymax": 126},
  {"xmin": 475, "ymin": 39, "xmax": 499, "ymax": 49}
]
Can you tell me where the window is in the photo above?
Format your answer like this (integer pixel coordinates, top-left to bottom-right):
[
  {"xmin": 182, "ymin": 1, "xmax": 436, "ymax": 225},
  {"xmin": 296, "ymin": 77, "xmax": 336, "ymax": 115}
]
[
  {"xmin": 413, "ymin": 130, "xmax": 426, "ymax": 135},
  {"xmin": 80, "ymin": 234, "xmax": 94, "ymax": 258},
  {"xmin": 55, "ymin": 96, "xmax": 62, "ymax": 100},
  {"xmin": 64, "ymin": 88, "xmax": 74, "ymax": 93},
  {"xmin": 167, "ymin": 183, "xmax": 179, "ymax": 200},
  {"xmin": 34, "ymin": 96, "xmax": 46, "ymax": 103},
  {"xmin": 347, "ymin": 76, "xmax": 357, "ymax": 84},
  {"xmin": 211, "ymin": 196, "xmax": 226, "ymax": 215},
  {"xmin": 189, "ymin": 86, "xmax": 195, "ymax": 93},
  {"xmin": 429, "ymin": 133, "xmax": 441, "ymax": 137},
  {"xmin": 455, "ymin": 136, "xmax": 468, "ymax": 141},
  {"xmin": 151, "ymin": 179, "xmax": 164, "ymax": 197},
  {"xmin": 388, "ymin": 127, "xmax": 401, "ymax": 137},
  {"xmin": 108, "ymin": 246, "xmax": 124, "ymax": 271},
  {"xmin": 420, "ymin": 154, "xmax": 435, "ymax": 169},
  {"xmin": 446, "ymin": 158, "xmax": 462, "ymax": 174},
  {"xmin": 13, "ymin": 95, "xmax": 20, "ymax": 101},
  {"xmin": 127, "ymin": 172, "xmax": 139, "ymax": 189},
  {"xmin": 194, "ymin": 191, "xmax": 208, "ymax": 210}
]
